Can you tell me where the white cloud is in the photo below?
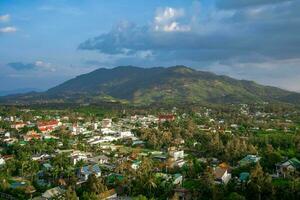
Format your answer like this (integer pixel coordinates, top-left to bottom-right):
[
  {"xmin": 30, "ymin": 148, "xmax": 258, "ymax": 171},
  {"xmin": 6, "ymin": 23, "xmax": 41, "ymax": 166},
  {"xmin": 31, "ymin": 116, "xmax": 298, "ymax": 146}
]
[
  {"xmin": 0, "ymin": 14, "xmax": 10, "ymax": 22},
  {"xmin": 0, "ymin": 26, "xmax": 17, "ymax": 33},
  {"xmin": 154, "ymin": 7, "xmax": 190, "ymax": 32},
  {"xmin": 79, "ymin": 1, "xmax": 300, "ymax": 92},
  {"xmin": 160, "ymin": 22, "xmax": 191, "ymax": 32},
  {"xmin": 35, "ymin": 61, "xmax": 56, "ymax": 72},
  {"xmin": 155, "ymin": 7, "xmax": 185, "ymax": 23}
]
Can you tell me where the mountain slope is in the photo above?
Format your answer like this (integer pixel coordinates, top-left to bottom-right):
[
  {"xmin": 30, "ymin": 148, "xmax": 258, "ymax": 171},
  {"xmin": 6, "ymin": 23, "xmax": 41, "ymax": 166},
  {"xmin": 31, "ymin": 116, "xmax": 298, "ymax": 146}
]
[{"xmin": 1, "ymin": 66, "xmax": 299, "ymax": 105}]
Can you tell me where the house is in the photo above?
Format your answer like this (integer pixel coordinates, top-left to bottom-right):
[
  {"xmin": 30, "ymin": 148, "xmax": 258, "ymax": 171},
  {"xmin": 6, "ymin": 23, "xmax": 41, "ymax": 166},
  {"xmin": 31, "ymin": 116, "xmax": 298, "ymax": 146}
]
[
  {"xmin": 70, "ymin": 151, "xmax": 91, "ymax": 165},
  {"xmin": 88, "ymin": 155, "xmax": 109, "ymax": 164},
  {"xmin": 72, "ymin": 154, "xmax": 88, "ymax": 165},
  {"xmin": 11, "ymin": 122, "xmax": 26, "ymax": 130},
  {"xmin": 43, "ymin": 134, "xmax": 59, "ymax": 141},
  {"xmin": 72, "ymin": 124, "xmax": 86, "ymax": 135},
  {"xmin": 70, "ymin": 152, "xmax": 88, "ymax": 165},
  {"xmin": 168, "ymin": 147, "xmax": 185, "ymax": 168},
  {"xmin": 218, "ymin": 162, "xmax": 230, "ymax": 170},
  {"xmin": 155, "ymin": 173, "xmax": 183, "ymax": 185},
  {"xmin": 0, "ymin": 157, "xmax": 5, "ymax": 166},
  {"xmin": 102, "ymin": 118, "xmax": 112, "ymax": 128},
  {"xmin": 238, "ymin": 155, "xmax": 261, "ymax": 166},
  {"xmin": 32, "ymin": 154, "xmax": 50, "ymax": 161},
  {"xmin": 158, "ymin": 114, "xmax": 175, "ymax": 122},
  {"xmin": 24, "ymin": 131, "xmax": 41, "ymax": 141},
  {"xmin": 169, "ymin": 149, "xmax": 184, "ymax": 161},
  {"xmin": 78, "ymin": 164, "xmax": 101, "ymax": 181},
  {"xmin": 4, "ymin": 132, "xmax": 10, "ymax": 138},
  {"xmin": 94, "ymin": 123, "xmax": 98, "ymax": 130},
  {"xmin": 38, "ymin": 120, "xmax": 60, "ymax": 133},
  {"xmin": 173, "ymin": 173, "xmax": 183, "ymax": 185},
  {"xmin": 101, "ymin": 128, "xmax": 116, "ymax": 135},
  {"xmin": 3, "ymin": 137, "xmax": 18, "ymax": 145},
  {"xmin": 41, "ymin": 187, "xmax": 65, "ymax": 199},
  {"xmin": 214, "ymin": 167, "xmax": 231, "ymax": 184},
  {"xmin": 276, "ymin": 157, "xmax": 300, "ymax": 178},
  {"xmin": 131, "ymin": 160, "xmax": 141, "ymax": 170},
  {"xmin": 119, "ymin": 131, "xmax": 133, "ymax": 138},
  {"xmin": 132, "ymin": 140, "xmax": 145, "ymax": 147},
  {"xmin": 239, "ymin": 172, "xmax": 250, "ymax": 183}
]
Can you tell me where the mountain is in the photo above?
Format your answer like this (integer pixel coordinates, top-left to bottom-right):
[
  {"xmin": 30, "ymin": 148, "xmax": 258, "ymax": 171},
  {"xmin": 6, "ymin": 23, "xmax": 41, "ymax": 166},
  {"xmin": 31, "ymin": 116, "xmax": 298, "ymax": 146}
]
[
  {"xmin": 1, "ymin": 66, "xmax": 299, "ymax": 105},
  {"xmin": 0, "ymin": 88, "xmax": 43, "ymax": 97}
]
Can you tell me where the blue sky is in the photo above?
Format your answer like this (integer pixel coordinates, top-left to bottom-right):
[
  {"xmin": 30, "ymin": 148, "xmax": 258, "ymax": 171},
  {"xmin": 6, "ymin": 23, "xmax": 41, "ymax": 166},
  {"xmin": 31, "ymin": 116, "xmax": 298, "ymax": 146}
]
[{"xmin": 1, "ymin": 0, "xmax": 300, "ymax": 92}]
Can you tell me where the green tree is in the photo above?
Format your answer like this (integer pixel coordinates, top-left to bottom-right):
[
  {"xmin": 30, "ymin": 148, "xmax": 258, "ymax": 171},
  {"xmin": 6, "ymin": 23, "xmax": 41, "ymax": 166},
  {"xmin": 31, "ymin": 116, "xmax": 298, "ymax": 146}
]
[
  {"xmin": 65, "ymin": 186, "xmax": 78, "ymax": 200},
  {"xmin": 226, "ymin": 192, "xmax": 246, "ymax": 200},
  {"xmin": 85, "ymin": 174, "xmax": 107, "ymax": 195},
  {"xmin": 81, "ymin": 192, "xmax": 99, "ymax": 200}
]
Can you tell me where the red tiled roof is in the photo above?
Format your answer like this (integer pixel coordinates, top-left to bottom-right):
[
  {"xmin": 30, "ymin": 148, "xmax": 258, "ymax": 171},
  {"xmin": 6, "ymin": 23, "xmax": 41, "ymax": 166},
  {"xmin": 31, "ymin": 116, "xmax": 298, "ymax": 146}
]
[
  {"xmin": 38, "ymin": 120, "xmax": 58, "ymax": 127},
  {"xmin": 159, "ymin": 115, "xmax": 175, "ymax": 120}
]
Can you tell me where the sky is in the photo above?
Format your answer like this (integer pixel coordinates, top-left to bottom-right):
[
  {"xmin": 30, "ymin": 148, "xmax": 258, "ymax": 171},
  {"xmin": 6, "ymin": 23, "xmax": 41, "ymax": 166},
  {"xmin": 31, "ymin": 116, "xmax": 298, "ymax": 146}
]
[{"xmin": 1, "ymin": 0, "xmax": 300, "ymax": 92}]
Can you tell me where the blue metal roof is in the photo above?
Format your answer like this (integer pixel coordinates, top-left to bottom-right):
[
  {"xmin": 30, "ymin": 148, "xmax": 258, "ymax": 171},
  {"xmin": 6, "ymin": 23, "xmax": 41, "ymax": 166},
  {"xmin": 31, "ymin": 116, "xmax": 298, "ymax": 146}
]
[{"xmin": 81, "ymin": 164, "xmax": 101, "ymax": 175}]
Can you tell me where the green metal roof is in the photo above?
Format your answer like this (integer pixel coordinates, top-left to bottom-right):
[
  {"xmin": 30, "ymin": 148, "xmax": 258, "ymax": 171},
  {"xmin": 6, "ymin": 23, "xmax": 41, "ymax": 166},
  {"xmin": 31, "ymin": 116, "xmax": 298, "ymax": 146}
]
[
  {"xmin": 289, "ymin": 157, "xmax": 300, "ymax": 169},
  {"xmin": 239, "ymin": 172, "xmax": 250, "ymax": 181}
]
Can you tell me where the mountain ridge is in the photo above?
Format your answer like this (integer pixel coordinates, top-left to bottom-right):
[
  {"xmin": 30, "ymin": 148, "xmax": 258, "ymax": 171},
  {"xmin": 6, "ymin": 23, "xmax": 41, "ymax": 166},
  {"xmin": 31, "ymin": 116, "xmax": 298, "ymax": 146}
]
[{"xmin": 1, "ymin": 65, "xmax": 299, "ymax": 105}]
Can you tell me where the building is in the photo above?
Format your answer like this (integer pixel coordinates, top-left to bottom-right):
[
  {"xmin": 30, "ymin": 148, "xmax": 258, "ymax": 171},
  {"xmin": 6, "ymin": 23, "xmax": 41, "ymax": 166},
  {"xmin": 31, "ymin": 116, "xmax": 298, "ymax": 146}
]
[
  {"xmin": 78, "ymin": 164, "xmax": 101, "ymax": 181},
  {"xmin": 24, "ymin": 131, "xmax": 41, "ymax": 141},
  {"xmin": 238, "ymin": 155, "xmax": 261, "ymax": 166},
  {"xmin": 276, "ymin": 157, "xmax": 300, "ymax": 178},
  {"xmin": 239, "ymin": 172, "xmax": 250, "ymax": 183},
  {"xmin": 158, "ymin": 114, "xmax": 175, "ymax": 122},
  {"xmin": 169, "ymin": 147, "xmax": 184, "ymax": 160},
  {"xmin": 38, "ymin": 120, "xmax": 60, "ymax": 133},
  {"xmin": 41, "ymin": 187, "xmax": 65, "ymax": 199},
  {"xmin": 120, "ymin": 131, "xmax": 133, "ymax": 138},
  {"xmin": 102, "ymin": 118, "xmax": 112, "ymax": 128},
  {"xmin": 168, "ymin": 147, "xmax": 185, "ymax": 168},
  {"xmin": 173, "ymin": 173, "xmax": 183, "ymax": 185},
  {"xmin": 70, "ymin": 151, "xmax": 90, "ymax": 165},
  {"xmin": 32, "ymin": 154, "xmax": 50, "ymax": 161},
  {"xmin": 88, "ymin": 155, "xmax": 109, "ymax": 165},
  {"xmin": 131, "ymin": 160, "xmax": 141, "ymax": 170},
  {"xmin": 11, "ymin": 122, "xmax": 26, "ymax": 130},
  {"xmin": 0, "ymin": 157, "xmax": 5, "ymax": 166},
  {"xmin": 214, "ymin": 167, "xmax": 231, "ymax": 184},
  {"xmin": 72, "ymin": 124, "xmax": 86, "ymax": 135},
  {"xmin": 71, "ymin": 154, "xmax": 88, "ymax": 165}
]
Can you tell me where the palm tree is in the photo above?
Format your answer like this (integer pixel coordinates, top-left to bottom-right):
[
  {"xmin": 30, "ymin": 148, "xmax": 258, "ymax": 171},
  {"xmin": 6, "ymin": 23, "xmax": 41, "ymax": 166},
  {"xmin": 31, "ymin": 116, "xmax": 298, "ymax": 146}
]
[{"xmin": 144, "ymin": 175, "xmax": 157, "ymax": 197}]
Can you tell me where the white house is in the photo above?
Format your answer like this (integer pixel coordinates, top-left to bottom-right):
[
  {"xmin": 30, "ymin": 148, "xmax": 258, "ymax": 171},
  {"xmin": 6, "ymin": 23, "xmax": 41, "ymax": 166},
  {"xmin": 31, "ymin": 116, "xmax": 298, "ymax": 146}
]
[
  {"xmin": 0, "ymin": 157, "xmax": 5, "ymax": 166},
  {"xmin": 102, "ymin": 118, "xmax": 112, "ymax": 128},
  {"xmin": 169, "ymin": 149, "xmax": 184, "ymax": 161},
  {"xmin": 41, "ymin": 187, "xmax": 65, "ymax": 199},
  {"xmin": 276, "ymin": 157, "xmax": 300, "ymax": 178},
  {"xmin": 131, "ymin": 160, "xmax": 141, "ymax": 170},
  {"xmin": 101, "ymin": 128, "xmax": 116, "ymax": 135},
  {"xmin": 70, "ymin": 151, "xmax": 89, "ymax": 165},
  {"xmin": 88, "ymin": 155, "xmax": 109, "ymax": 164},
  {"xmin": 120, "ymin": 131, "xmax": 133, "ymax": 138},
  {"xmin": 214, "ymin": 167, "xmax": 231, "ymax": 184}
]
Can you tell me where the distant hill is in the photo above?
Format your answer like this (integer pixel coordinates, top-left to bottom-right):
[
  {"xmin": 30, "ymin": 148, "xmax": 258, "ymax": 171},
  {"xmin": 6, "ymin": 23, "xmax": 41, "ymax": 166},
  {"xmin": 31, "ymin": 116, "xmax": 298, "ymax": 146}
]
[
  {"xmin": 1, "ymin": 66, "xmax": 299, "ymax": 105},
  {"xmin": 0, "ymin": 88, "xmax": 43, "ymax": 97}
]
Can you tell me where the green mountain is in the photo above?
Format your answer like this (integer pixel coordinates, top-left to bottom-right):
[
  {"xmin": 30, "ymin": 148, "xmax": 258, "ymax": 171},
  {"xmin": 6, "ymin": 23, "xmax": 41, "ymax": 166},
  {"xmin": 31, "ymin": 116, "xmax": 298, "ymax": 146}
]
[{"xmin": 1, "ymin": 66, "xmax": 300, "ymax": 105}]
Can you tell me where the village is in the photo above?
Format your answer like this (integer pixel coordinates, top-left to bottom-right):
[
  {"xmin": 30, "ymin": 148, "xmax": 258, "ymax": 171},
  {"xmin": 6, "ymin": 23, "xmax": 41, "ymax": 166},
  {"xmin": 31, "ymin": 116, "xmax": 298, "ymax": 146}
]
[{"xmin": 0, "ymin": 104, "xmax": 299, "ymax": 199}]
